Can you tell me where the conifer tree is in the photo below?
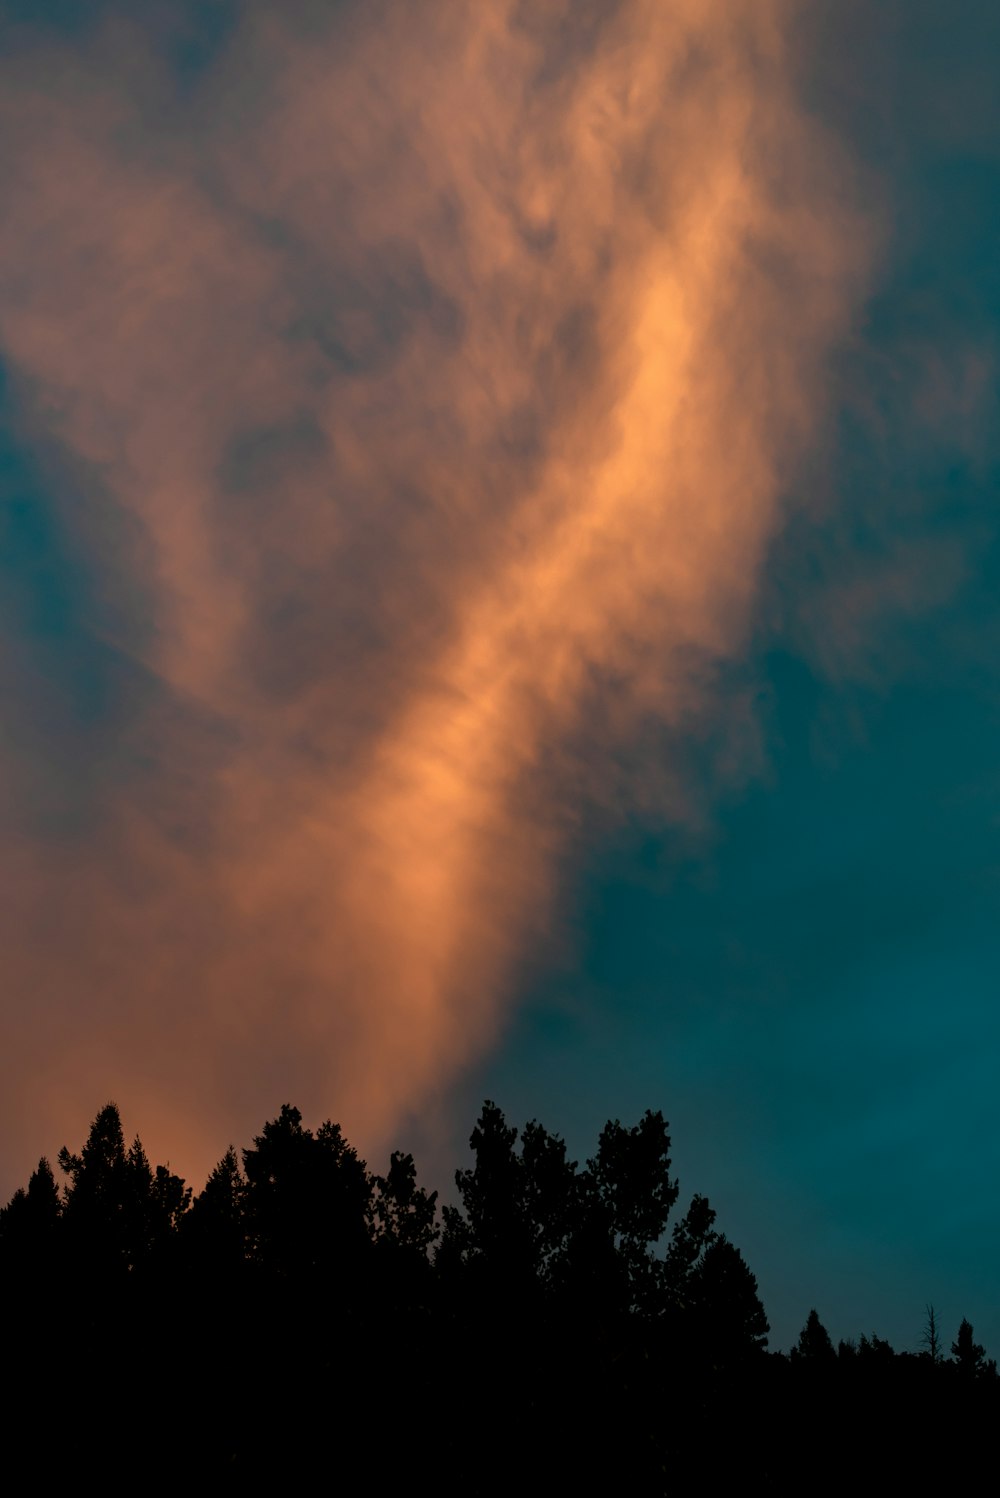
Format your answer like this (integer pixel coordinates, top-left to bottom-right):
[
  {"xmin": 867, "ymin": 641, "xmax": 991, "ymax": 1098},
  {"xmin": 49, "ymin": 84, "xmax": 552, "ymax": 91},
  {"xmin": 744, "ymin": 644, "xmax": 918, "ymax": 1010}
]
[
  {"xmin": 689, "ymin": 1235, "xmax": 770, "ymax": 1359},
  {"xmin": 0, "ymin": 1156, "xmax": 61, "ymax": 1277},
  {"xmin": 57, "ymin": 1102, "xmax": 189, "ymax": 1272},
  {"xmin": 951, "ymin": 1318, "xmax": 987, "ymax": 1377},
  {"xmin": 184, "ymin": 1147, "xmax": 247, "ymax": 1269},
  {"xmin": 795, "ymin": 1308, "xmax": 837, "ymax": 1364},
  {"xmin": 241, "ymin": 1104, "xmax": 371, "ymax": 1279}
]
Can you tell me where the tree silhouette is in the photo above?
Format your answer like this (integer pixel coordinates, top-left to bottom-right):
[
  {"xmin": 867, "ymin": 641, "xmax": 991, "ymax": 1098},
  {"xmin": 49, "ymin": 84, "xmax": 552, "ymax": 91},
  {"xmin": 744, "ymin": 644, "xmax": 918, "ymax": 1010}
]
[
  {"xmin": 795, "ymin": 1308, "xmax": 837, "ymax": 1365},
  {"xmin": 951, "ymin": 1318, "xmax": 987, "ymax": 1377},
  {"xmin": 0, "ymin": 1156, "xmax": 61, "ymax": 1277},
  {"xmin": 370, "ymin": 1150, "xmax": 439, "ymax": 1257},
  {"xmin": 588, "ymin": 1111, "xmax": 677, "ymax": 1251},
  {"xmin": 689, "ymin": 1235, "xmax": 770, "ymax": 1360},
  {"xmin": 440, "ymin": 1101, "xmax": 578, "ymax": 1306},
  {"xmin": 3, "ymin": 1092, "xmax": 998, "ymax": 1485},
  {"xmin": 579, "ymin": 1108, "xmax": 679, "ymax": 1315},
  {"xmin": 921, "ymin": 1303, "xmax": 943, "ymax": 1364},
  {"xmin": 857, "ymin": 1331, "xmax": 895, "ymax": 1364},
  {"xmin": 241, "ymin": 1104, "xmax": 371, "ymax": 1280},
  {"xmin": 57, "ymin": 1101, "xmax": 188, "ymax": 1272},
  {"xmin": 518, "ymin": 1118, "xmax": 580, "ymax": 1291},
  {"xmin": 183, "ymin": 1146, "xmax": 247, "ymax": 1271},
  {"xmin": 57, "ymin": 1101, "xmax": 128, "ymax": 1254},
  {"xmin": 443, "ymin": 1100, "xmax": 522, "ymax": 1270},
  {"xmin": 661, "ymin": 1191, "xmax": 718, "ymax": 1309}
]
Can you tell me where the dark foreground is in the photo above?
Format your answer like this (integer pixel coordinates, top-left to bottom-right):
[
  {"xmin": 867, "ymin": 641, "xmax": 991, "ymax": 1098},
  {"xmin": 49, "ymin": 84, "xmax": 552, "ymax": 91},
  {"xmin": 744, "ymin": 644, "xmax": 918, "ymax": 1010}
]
[{"xmin": 3, "ymin": 1101, "xmax": 995, "ymax": 1489}]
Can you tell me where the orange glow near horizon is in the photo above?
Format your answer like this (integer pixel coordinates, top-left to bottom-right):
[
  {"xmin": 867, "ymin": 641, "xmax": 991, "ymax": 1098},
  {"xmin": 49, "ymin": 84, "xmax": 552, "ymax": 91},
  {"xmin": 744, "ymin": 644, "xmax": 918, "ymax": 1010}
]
[{"xmin": 0, "ymin": 2, "xmax": 873, "ymax": 1189}]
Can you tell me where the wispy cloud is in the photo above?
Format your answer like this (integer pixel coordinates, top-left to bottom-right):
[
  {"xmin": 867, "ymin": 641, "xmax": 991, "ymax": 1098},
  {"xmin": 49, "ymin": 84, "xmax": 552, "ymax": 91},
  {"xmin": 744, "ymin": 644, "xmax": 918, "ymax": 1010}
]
[{"xmin": 0, "ymin": 1, "xmax": 873, "ymax": 1184}]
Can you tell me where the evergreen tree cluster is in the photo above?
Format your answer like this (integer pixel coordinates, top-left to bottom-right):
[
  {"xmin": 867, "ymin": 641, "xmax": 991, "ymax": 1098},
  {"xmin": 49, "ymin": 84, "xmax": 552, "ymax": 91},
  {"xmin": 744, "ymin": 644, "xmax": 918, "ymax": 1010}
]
[{"xmin": 1, "ymin": 1100, "xmax": 995, "ymax": 1490}]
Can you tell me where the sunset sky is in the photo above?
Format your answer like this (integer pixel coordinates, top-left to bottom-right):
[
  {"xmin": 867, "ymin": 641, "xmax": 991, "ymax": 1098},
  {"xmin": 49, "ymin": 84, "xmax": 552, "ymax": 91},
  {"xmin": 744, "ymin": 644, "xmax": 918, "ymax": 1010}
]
[{"xmin": 1, "ymin": 1, "xmax": 998, "ymax": 1351}]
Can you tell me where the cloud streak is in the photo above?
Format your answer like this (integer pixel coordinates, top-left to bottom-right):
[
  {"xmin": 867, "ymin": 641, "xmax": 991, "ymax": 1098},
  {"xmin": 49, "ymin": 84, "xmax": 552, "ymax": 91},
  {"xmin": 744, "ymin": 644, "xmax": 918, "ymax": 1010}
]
[{"xmin": 0, "ymin": 1, "xmax": 873, "ymax": 1185}]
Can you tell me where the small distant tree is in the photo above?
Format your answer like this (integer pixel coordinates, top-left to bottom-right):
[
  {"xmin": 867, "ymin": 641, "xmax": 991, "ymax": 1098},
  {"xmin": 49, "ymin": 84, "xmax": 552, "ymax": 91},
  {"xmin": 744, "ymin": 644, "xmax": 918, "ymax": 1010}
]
[
  {"xmin": 951, "ymin": 1318, "xmax": 987, "ymax": 1377},
  {"xmin": 795, "ymin": 1308, "xmax": 837, "ymax": 1365},
  {"xmin": 921, "ymin": 1304, "xmax": 942, "ymax": 1364},
  {"xmin": 857, "ymin": 1332, "xmax": 895, "ymax": 1364}
]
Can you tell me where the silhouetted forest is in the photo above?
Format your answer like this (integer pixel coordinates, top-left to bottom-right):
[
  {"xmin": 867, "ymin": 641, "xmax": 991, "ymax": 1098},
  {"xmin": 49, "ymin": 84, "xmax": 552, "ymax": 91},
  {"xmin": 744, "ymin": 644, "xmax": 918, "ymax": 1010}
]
[{"xmin": 2, "ymin": 1101, "xmax": 995, "ymax": 1489}]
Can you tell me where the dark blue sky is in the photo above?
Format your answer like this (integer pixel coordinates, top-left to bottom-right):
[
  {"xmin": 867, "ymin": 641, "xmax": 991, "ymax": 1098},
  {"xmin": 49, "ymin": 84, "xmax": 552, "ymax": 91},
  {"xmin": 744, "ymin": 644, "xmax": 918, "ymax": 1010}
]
[{"xmin": 445, "ymin": 0, "xmax": 1000, "ymax": 1350}]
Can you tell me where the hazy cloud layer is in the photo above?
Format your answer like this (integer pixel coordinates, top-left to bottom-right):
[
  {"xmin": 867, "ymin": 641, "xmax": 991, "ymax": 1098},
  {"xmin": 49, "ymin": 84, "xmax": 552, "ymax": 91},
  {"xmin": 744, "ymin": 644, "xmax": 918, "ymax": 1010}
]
[{"xmin": 0, "ymin": 1, "xmax": 874, "ymax": 1184}]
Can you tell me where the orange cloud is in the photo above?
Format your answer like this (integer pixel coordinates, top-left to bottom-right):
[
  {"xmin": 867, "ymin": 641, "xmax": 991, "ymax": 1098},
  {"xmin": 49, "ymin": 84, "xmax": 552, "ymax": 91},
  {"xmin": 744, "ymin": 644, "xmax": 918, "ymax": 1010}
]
[{"xmin": 0, "ymin": 2, "xmax": 873, "ymax": 1189}]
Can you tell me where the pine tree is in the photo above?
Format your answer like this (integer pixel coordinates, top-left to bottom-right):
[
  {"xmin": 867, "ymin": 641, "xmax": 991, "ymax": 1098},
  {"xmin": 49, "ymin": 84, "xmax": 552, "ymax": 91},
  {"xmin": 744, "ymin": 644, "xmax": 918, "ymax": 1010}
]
[
  {"xmin": 184, "ymin": 1147, "xmax": 247, "ymax": 1270},
  {"xmin": 0, "ymin": 1157, "xmax": 61, "ymax": 1278},
  {"xmin": 689, "ymin": 1235, "xmax": 770, "ymax": 1360},
  {"xmin": 241, "ymin": 1104, "xmax": 371, "ymax": 1279},
  {"xmin": 59, "ymin": 1101, "xmax": 131, "ymax": 1271},
  {"xmin": 795, "ymin": 1308, "xmax": 836, "ymax": 1363},
  {"xmin": 951, "ymin": 1318, "xmax": 987, "ymax": 1377},
  {"xmin": 57, "ymin": 1102, "xmax": 189, "ymax": 1272}
]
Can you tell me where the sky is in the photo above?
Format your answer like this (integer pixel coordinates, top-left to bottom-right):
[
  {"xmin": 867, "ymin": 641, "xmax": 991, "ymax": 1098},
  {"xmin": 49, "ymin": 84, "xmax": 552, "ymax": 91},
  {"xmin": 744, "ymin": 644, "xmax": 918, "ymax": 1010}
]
[{"xmin": 0, "ymin": 0, "xmax": 998, "ymax": 1352}]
